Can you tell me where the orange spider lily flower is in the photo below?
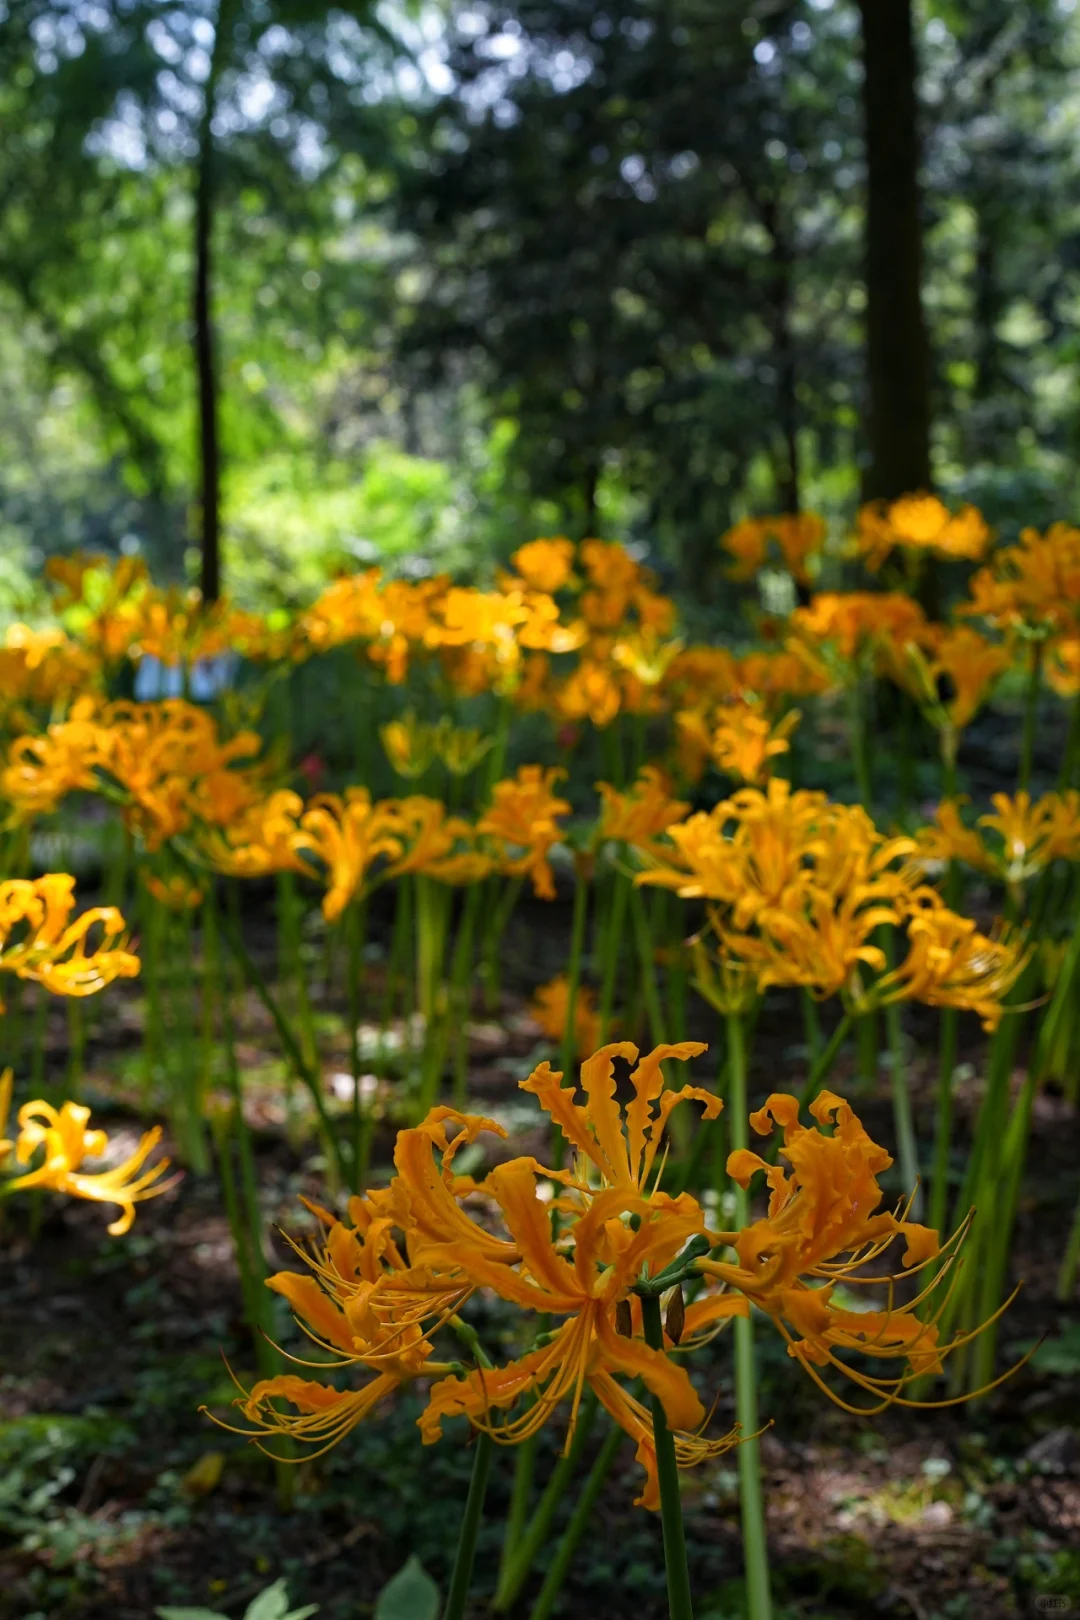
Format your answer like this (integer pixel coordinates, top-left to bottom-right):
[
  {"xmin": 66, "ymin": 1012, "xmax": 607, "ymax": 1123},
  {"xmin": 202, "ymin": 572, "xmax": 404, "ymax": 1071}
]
[
  {"xmin": 477, "ymin": 765, "xmax": 570, "ymax": 900},
  {"xmin": 721, "ymin": 511, "xmax": 826, "ymax": 586},
  {"xmin": 738, "ymin": 644, "xmax": 833, "ymax": 703},
  {"xmin": 519, "ymin": 1040, "xmax": 714, "ymax": 1198},
  {"xmin": 695, "ymin": 1091, "xmax": 1012, "ymax": 1411},
  {"xmin": 886, "ymin": 625, "xmax": 1011, "ymax": 735},
  {"xmin": 403, "ymin": 1047, "xmax": 736, "ymax": 1507},
  {"xmin": 419, "ymin": 1160, "xmax": 735, "ymax": 1509},
  {"xmin": 199, "ymin": 789, "xmax": 313, "ymax": 880},
  {"xmin": 210, "ymin": 1191, "xmax": 470, "ymax": 1458},
  {"xmin": 530, "ymin": 974, "xmax": 602, "ymax": 1058},
  {"xmin": 509, "ymin": 536, "xmax": 577, "ymax": 595},
  {"xmin": 707, "ymin": 702, "xmax": 800, "ymax": 785},
  {"xmin": 294, "ymin": 789, "xmax": 404, "ymax": 921},
  {"xmin": 913, "ymin": 799, "xmax": 997, "ymax": 878},
  {"xmin": 553, "ymin": 660, "xmax": 623, "ymax": 729},
  {"xmin": 961, "ymin": 522, "xmax": 1080, "ymax": 634},
  {"xmin": 791, "ymin": 591, "xmax": 927, "ymax": 666},
  {"xmin": 1, "ymin": 702, "xmax": 102, "ymax": 818},
  {"xmin": 597, "ymin": 766, "xmax": 689, "ymax": 852},
  {"xmin": 856, "ymin": 494, "xmax": 990, "ymax": 572},
  {"xmin": 874, "ymin": 907, "xmax": 1028, "ymax": 1030},
  {"xmin": 142, "ymin": 873, "xmax": 204, "ymax": 912},
  {"xmin": 3, "ymin": 1093, "xmax": 175, "ymax": 1235},
  {"xmin": 0, "ymin": 874, "xmax": 140, "ymax": 999},
  {"xmin": 978, "ymin": 790, "xmax": 1080, "ymax": 883},
  {"xmin": 389, "ymin": 796, "xmax": 491, "ymax": 885},
  {"xmin": 381, "ymin": 711, "xmax": 440, "ymax": 778}
]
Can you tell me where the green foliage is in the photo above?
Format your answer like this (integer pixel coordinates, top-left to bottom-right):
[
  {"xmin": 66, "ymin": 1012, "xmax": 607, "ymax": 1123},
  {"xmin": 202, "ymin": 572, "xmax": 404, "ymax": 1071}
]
[
  {"xmin": 374, "ymin": 1556, "xmax": 441, "ymax": 1620},
  {"xmin": 156, "ymin": 1577, "xmax": 318, "ymax": 1620},
  {"xmin": 1029, "ymin": 1321, "xmax": 1080, "ymax": 1376}
]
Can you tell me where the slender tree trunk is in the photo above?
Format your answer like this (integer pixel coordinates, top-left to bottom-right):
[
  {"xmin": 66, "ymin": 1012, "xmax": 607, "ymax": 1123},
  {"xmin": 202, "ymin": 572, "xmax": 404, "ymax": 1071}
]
[
  {"xmin": 193, "ymin": 3, "xmax": 232, "ymax": 603},
  {"xmin": 857, "ymin": 0, "xmax": 932, "ymax": 502}
]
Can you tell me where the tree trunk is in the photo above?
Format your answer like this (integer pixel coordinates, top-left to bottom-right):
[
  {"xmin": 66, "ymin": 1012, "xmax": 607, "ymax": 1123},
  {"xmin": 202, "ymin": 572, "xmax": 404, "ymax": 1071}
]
[
  {"xmin": 857, "ymin": 0, "xmax": 932, "ymax": 502},
  {"xmin": 193, "ymin": 3, "xmax": 232, "ymax": 603}
]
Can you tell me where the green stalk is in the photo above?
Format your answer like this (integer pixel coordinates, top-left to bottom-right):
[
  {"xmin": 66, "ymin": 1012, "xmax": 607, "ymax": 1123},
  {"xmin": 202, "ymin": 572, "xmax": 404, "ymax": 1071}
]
[
  {"xmin": 480, "ymin": 874, "xmax": 523, "ymax": 1015},
  {"xmin": 443, "ymin": 1434, "xmax": 494, "ymax": 1620},
  {"xmin": 494, "ymin": 1392, "xmax": 599, "ymax": 1612},
  {"xmin": 485, "ymin": 695, "xmax": 513, "ymax": 794},
  {"xmin": 796, "ymin": 1011, "xmax": 852, "ymax": 1110},
  {"xmin": 597, "ymin": 868, "xmax": 629, "ymax": 1042},
  {"xmin": 847, "ymin": 673, "xmax": 874, "ymax": 809},
  {"xmin": 1059, "ymin": 686, "xmax": 1080, "ymax": 790},
  {"xmin": 725, "ymin": 1013, "xmax": 772, "ymax": 1620},
  {"xmin": 527, "ymin": 1418, "xmax": 625, "ymax": 1620},
  {"xmin": 1018, "ymin": 638, "xmax": 1043, "ymax": 794},
  {"xmin": 800, "ymin": 989, "xmax": 822, "ymax": 1066},
  {"xmin": 882, "ymin": 990, "xmax": 920, "ymax": 1219},
  {"xmin": 499, "ymin": 1433, "xmax": 539, "ymax": 1604},
  {"xmin": 640, "ymin": 1292, "xmax": 695, "ymax": 1620},
  {"xmin": 1059, "ymin": 1188, "xmax": 1080, "ymax": 1300},
  {"xmin": 216, "ymin": 895, "xmax": 345, "ymax": 1187},
  {"xmin": 557, "ymin": 867, "xmax": 590, "ymax": 1087},
  {"xmin": 347, "ymin": 897, "xmax": 371, "ymax": 1190},
  {"xmin": 928, "ymin": 1008, "xmax": 958, "ymax": 1239},
  {"xmin": 451, "ymin": 884, "xmax": 481, "ymax": 1107},
  {"xmin": 629, "ymin": 883, "xmax": 665, "ymax": 1047}
]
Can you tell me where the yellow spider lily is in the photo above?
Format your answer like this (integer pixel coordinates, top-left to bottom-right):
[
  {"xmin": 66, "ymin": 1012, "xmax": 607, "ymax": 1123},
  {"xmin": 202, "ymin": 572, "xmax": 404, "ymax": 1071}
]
[
  {"xmin": 0, "ymin": 874, "xmax": 139, "ymax": 999},
  {"xmin": 198, "ymin": 789, "xmax": 313, "ymax": 879},
  {"xmin": 3, "ymin": 1090, "xmax": 175, "ymax": 1234},
  {"xmin": 508, "ymin": 536, "xmax": 577, "ymax": 595},
  {"xmin": 707, "ymin": 702, "xmax": 800, "ymax": 785},
  {"xmin": 855, "ymin": 493, "xmax": 990, "ymax": 572},
  {"xmin": 293, "ymin": 789, "xmax": 404, "ymax": 921},
  {"xmin": 530, "ymin": 974, "xmax": 602, "ymax": 1059},
  {"xmin": 477, "ymin": 765, "xmax": 570, "ymax": 900},
  {"xmin": 695, "ymin": 1091, "xmax": 1013, "ymax": 1411},
  {"xmin": 722, "ymin": 511, "xmax": 826, "ymax": 586},
  {"xmin": 596, "ymin": 766, "xmax": 689, "ymax": 852}
]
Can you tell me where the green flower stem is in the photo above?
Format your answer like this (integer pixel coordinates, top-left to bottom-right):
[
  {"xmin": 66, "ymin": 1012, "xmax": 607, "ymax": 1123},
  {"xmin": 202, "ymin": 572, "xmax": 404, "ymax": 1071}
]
[
  {"xmin": 1018, "ymin": 638, "xmax": 1043, "ymax": 794},
  {"xmin": 1059, "ymin": 1186, "xmax": 1080, "ymax": 1300},
  {"xmin": 498, "ymin": 1432, "xmax": 539, "ymax": 1604},
  {"xmin": 527, "ymin": 1417, "xmax": 625, "ymax": 1620},
  {"xmin": 800, "ymin": 989, "xmax": 822, "ymax": 1066},
  {"xmin": 451, "ymin": 884, "xmax": 482, "ymax": 1107},
  {"xmin": 444, "ymin": 1436, "xmax": 494, "ymax": 1620},
  {"xmin": 558, "ymin": 868, "xmax": 590, "ymax": 1089},
  {"xmin": 485, "ymin": 695, "xmax": 513, "ymax": 795},
  {"xmin": 725, "ymin": 1013, "xmax": 773, "ymax": 1620},
  {"xmin": 928, "ymin": 1008, "xmax": 958, "ymax": 1239},
  {"xmin": 346, "ymin": 896, "xmax": 372, "ymax": 1189},
  {"xmin": 1059, "ymin": 687, "xmax": 1080, "ymax": 790},
  {"xmin": 597, "ymin": 868, "xmax": 629, "ymax": 1042},
  {"xmin": 494, "ymin": 1393, "xmax": 599, "ymax": 1612},
  {"xmin": 640, "ymin": 1291, "xmax": 695, "ymax": 1620},
  {"xmin": 971, "ymin": 918, "xmax": 1080, "ymax": 1370},
  {"xmin": 629, "ymin": 882, "xmax": 666, "ymax": 1047},
  {"xmin": 796, "ymin": 1012, "xmax": 852, "ymax": 1110},
  {"xmin": 847, "ymin": 673, "xmax": 874, "ymax": 809},
  {"xmin": 481, "ymin": 874, "xmax": 524, "ymax": 1014},
  {"xmin": 216, "ymin": 892, "xmax": 345, "ymax": 1187}
]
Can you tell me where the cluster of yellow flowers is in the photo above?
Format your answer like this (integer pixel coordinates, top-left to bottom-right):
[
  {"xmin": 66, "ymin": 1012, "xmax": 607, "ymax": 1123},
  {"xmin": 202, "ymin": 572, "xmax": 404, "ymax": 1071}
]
[
  {"xmin": 635, "ymin": 778, "xmax": 1028, "ymax": 1029},
  {"xmin": 216, "ymin": 1043, "xmax": 983, "ymax": 1507},
  {"xmin": 0, "ymin": 875, "xmax": 173, "ymax": 1234}
]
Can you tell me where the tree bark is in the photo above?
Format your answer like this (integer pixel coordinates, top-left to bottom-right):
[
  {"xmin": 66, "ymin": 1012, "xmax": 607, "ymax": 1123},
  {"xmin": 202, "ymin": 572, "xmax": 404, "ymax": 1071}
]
[
  {"xmin": 857, "ymin": 0, "xmax": 932, "ymax": 502},
  {"xmin": 193, "ymin": 3, "xmax": 232, "ymax": 603}
]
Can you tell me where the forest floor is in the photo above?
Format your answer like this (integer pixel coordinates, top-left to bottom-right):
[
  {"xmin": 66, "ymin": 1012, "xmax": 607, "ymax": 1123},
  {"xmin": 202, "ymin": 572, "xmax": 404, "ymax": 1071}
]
[{"xmin": 1, "ymin": 901, "xmax": 1079, "ymax": 1620}]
